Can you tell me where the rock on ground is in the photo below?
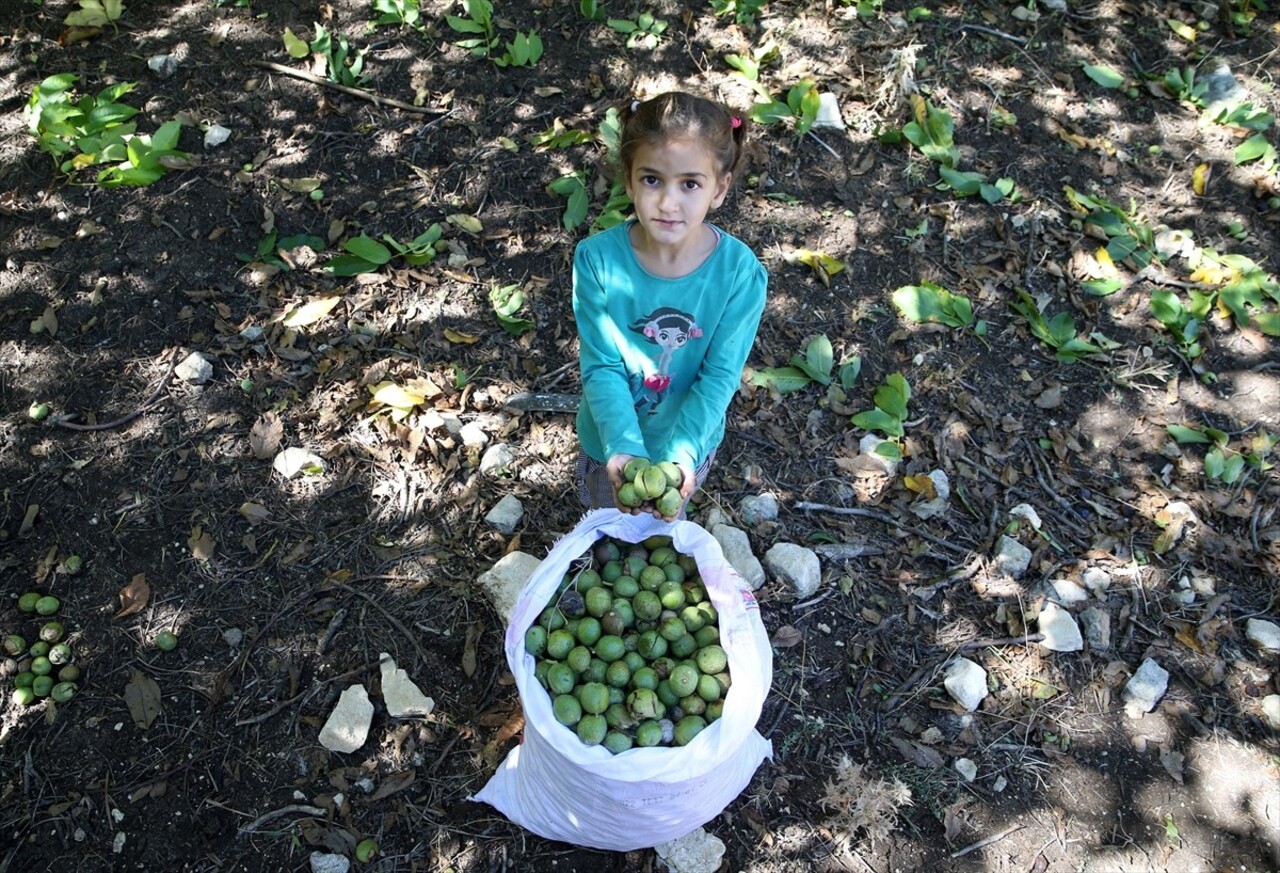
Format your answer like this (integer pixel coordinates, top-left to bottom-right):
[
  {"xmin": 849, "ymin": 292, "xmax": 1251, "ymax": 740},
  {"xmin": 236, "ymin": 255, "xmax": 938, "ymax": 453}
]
[
  {"xmin": 1037, "ymin": 602, "xmax": 1083, "ymax": 652},
  {"xmin": 477, "ymin": 551, "xmax": 542, "ymax": 624},
  {"xmin": 379, "ymin": 653, "xmax": 435, "ymax": 718},
  {"xmin": 943, "ymin": 658, "xmax": 988, "ymax": 712},
  {"xmin": 993, "ymin": 535, "xmax": 1031, "ymax": 579},
  {"xmin": 709, "ymin": 522, "xmax": 765, "ymax": 590},
  {"xmin": 484, "ymin": 493, "xmax": 524, "ymax": 534},
  {"xmin": 318, "ymin": 684, "xmax": 373, "ymax": 753},
  {"xmin": 1245, "ymin": 618, "xmax": 1280, "ymax": 652},
  {"xmin": 738, "ymin": 492, "xmax": 779, "ymax": 525},
  {"xmin": 763, "ymin": 542, "xmax": 821, "ymax": 599},
  {"xmin": 654, "ymin": 827, "xmax": 726, "ymax": 873},
  {"xmin": 1122, "ymin": 658, "xmax": 1169, "ymax": 717}
]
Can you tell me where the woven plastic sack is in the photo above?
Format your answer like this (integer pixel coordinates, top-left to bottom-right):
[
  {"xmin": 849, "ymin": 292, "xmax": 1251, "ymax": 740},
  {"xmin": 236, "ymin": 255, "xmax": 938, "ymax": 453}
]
[{"xmin": 473, "ymin": 509, "xmax": 773, "ymax": 851}]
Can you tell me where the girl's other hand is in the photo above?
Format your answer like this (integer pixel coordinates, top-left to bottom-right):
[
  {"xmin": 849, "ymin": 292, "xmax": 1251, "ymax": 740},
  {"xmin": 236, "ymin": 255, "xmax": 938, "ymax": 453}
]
[{"xmin": 655, "ymin": 462, "xmax": 695, "ymax": 522}]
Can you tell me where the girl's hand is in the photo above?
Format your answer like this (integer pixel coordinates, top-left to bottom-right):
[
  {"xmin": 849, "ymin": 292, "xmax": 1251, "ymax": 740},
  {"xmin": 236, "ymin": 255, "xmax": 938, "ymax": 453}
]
[
  {"xmin": 655, "ymin": 461, "xmax": 696, "ymax": 522},
  {"xmin": 605, "ymin": 453, "xmax": 640, "ymax": 514}
]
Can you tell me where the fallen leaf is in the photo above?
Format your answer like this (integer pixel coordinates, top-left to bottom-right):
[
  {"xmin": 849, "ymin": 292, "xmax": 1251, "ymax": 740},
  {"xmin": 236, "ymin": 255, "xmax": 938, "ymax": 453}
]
[
  {"xmin": 1192, "ymin": 162, "xmax": 1210, "ymax": 196},
  {"xmin": 19, "ymin": 504, "xmax": 39, "ymax": 536},
  {"xmin": 771, "ymin": 625, "xmax": 803, "ymax": 648},
  {"xmin": 114, "ymin": 573, "xmax": 151, "ymax": 619},
  {"xmin": 889, "ymin": 735, "xmax": 946, "ymax": 768},
  {"xmin": 124, "ymin": 671, "xmax": 163, "ymax": 729},
  {"xmin": 238, "ymin": 502, "xmax": 272, "ymax": 526},
  {"xmin": 447, "ymin": 213, "xmax": 483, "ymax": 235},
  {"xmin": 443, "ymin": 328, "xmax": 479, "ymax": 344},
  {"xmin": 281, "ymin": 296, "xmax": 342, "ymax": 328},
  {"xmin": 367, "ymin": 770, "xmax": 415, "ymax": 801},
  {"xmin": 188, "ymin": 525, "xmax": 216, "ymax": 561},
  {"xmin": 249, "ymin": 412, "xmax": 284, "ymax": 459},
  {"xmin": 462, "ymin": 620, "xmax": 483, "ymax": 678},
  {"xmin": 903, "ymin": 474, "xmax": 937, "ymax": 498}
]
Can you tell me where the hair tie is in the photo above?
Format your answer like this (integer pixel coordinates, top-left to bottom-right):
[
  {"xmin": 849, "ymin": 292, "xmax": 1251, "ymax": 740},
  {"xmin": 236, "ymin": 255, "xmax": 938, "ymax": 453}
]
[
  {"xmin": 730, "ymin": 116, "xmax": 742, "ymax": 129},
  {"xmin": 631, "ymin": 99, "xmax": 641, "ymax": 112}
]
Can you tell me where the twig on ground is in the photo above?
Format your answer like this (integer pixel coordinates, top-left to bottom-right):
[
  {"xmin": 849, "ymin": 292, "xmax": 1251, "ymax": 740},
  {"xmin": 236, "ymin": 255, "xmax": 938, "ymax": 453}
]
[
  {"xmin": 237, "ymin": 804, "xmax": 327, "ymax": 836},
  {"xmin": 807, "ymin": 130, "xmax": 840, "ymax": 159},
  {"xmin": 795, "ymin": 501, "xmax": 972, "ymax": 556},
  {"xmin": 245, "ymin": 60, "xmax": 450, "ymax": 115},
  {"xmin": 51, "ymin": 348, "xmax": 180, "ymax": 432},
  {"xmin": 957, "ymin": 633, "xmax": 1044, "ymax": 651},
  {"xmin": 950, "ymin": 824, "xmax": 1025, "ymax": 859},
  {"xmin": 338, "ymin": 581, "xmax": 431, "ymax": 669},
  {"xmin": 957, "ymin": 23, "xmax": 1027, "ymax": 45},
  {"xmin": 234, "ymin": 667, "xmax": 365, "ymax": 727}
]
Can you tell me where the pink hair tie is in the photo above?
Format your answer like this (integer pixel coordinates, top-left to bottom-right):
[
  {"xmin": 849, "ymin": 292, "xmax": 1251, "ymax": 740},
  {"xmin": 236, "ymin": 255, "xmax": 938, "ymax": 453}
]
[{"xmin": 730, "ymin": 116, "xmax": 742, "ymax": 129}]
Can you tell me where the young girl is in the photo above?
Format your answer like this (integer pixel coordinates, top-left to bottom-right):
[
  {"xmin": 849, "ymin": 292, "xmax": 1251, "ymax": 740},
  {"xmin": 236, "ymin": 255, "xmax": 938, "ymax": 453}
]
[{"xmin": 573, "ymin": 91, "xmax": 768, "ymax": 520}]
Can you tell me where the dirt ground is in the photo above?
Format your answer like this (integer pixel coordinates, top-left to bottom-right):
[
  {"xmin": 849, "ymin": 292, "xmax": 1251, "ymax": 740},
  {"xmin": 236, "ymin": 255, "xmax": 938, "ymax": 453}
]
[{"xmin": 1, "ymin": 0, "xmax": 1279, "ymax": 871}]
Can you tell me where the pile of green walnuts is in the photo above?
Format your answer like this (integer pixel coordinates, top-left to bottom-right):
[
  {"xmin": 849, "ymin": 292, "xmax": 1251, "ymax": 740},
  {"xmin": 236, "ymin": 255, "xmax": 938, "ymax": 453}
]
[
  {"xmin": 524, "ymin": 534, "xmax": 731, "ymax": 754},
  {"xmin": 6, "ymin": 592, "xmax": 80, "ymax": 706}
]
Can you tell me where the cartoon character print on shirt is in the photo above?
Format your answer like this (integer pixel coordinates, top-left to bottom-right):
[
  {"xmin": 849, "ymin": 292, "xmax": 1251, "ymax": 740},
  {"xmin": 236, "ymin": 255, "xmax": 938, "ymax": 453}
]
[{"xmin": 627, "ymin": 307, "xmax": 703, "ymax": 415}]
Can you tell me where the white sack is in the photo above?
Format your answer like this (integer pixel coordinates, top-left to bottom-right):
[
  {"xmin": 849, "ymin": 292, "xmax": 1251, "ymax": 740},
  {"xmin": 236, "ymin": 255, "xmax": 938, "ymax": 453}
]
[{"xmin": 473, "ymin": 509, "xmax": 773, "ymax": 851}]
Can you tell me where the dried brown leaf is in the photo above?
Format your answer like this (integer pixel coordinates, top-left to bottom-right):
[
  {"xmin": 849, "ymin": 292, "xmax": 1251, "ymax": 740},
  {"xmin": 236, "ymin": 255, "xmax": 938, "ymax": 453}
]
[
  {"xmin": 771, "ymin": 625, "xmax": 803, "ymax": 648},
  {"xmin": 367, "ymin": 770, "xmax": 415, "ymax": 801},
  {"xmin": 124, "ymin": 671, "xmax": 162, "ymax": 729},
  {"xmin": 114, "ymin": 573, "xmax": 151, "ymax": 619},
  {"xmin": 238, "ymin": 502, "xmax": 272, "ymax": 526},
  {"xmin": 189, "ymin": 525, "xmax": 216, "ymax": 561},
  {"xmin": 462, "ymin": 620, "xmax": 483, "ymax": 678},
  {"xmin": 249, "ymin": 412, "xmax": 284, "ymax": 459}
]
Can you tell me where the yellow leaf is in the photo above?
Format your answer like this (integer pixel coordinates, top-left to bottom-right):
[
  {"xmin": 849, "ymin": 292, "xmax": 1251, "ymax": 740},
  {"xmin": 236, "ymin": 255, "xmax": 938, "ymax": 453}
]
[
  {"xmin": 1095, "ymin": 246, "xmax": 1119, "ymax": 278},
  {"xmin": 283, "ymin": 27, "xmax": 310, "ymax": 58},
  {"xmin": 1188, "ymin": 262, "xmax": 1235, "ymax": 286},
  {"xmin": 1191, "ymin": 162, "xmax": 1210, "ymax": 196},
  {"xmin": 281, "ymin": 296, "xmax": 341, "ymax": 327},
  {"xmin": 903, "ymin": 474, "xmax": 937, "ymax": 499},
  {"xmin": 447, "ymin": 213, "xmax": 483, "ymax": 235},
  {"xmin": 71, "ymin": 152, "xmax": 97, "ymax": 169},
  {"xmin": 370, "ymin": 381, "xmax": 425, "ymax": 410},
  {"xmin": 908, "ymin": 93, "xmax": 926, "ymax": 126},
  {"xmin": 278, "ymin": 176, "xmax": 322, "ymax": 193},
  {"xmin": 1166, "ymin": 18, "xmax": 1196, "ymax": 42},
  {"xmin": 444, "ymin": 328, "xmax": 479, "ymax": 344}
]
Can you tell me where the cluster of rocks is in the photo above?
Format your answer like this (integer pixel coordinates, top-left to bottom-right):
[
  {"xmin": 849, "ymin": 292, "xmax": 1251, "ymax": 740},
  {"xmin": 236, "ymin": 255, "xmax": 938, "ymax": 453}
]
[{"xmin": 317, "ymin": 653, "xmax": 435, "ymax": 754}]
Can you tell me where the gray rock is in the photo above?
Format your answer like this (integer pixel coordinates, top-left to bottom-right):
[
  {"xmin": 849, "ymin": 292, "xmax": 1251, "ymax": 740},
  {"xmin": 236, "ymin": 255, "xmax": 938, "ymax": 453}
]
[
  {"xmin": 710, "ymin": 524, "xmax": 765, "ymax": 591},
  {"xmin": 147, "ymin": 54, "xmax": 179, "ymax": 79},
  {"xmin": 1037, "ymin": 602, "xmax": 1083, "ymax": 652},
  {"xmin": 484, "ymin": 494, "xmax": 524, "ymax": 534},
  {"xmin": 1203, "ymin": 62, "xmax": 1248, "ymax": 108},
  {"xmin": 1050, "ymin": 578, "xmax": 1089, "ymax": 605},
  {"xmin": 222, "ymin": 627, "xmax": 244, "ymax": 648},
  {"xmin": 1245, "ymin": 618, "xmax": 1280, "ymax": 653},
  {"xmin": 654, "ymin": 827, "xmax": 725, "ymax": 873},
  {"xmin": 479, "ymin": 443, "xmax": 515, "ymax": 476},
  {"xmin": 309, "ymin": 853, "xmax": 351, "ymax": 873},
  {"xmin": 175, "ymin": 352, "xmax": 213, "ymax": 384},
  {"xmin": 477, "ymin": 551, "xmax": 542, "ymax": 623},
  {"xmin": 1261, "ymin": 695, "xmax": 1280, "ymax": 732},
  {"xmin": 1082, "ymin": 566, "xmax": 1111, "ymax": 598},
  {"xmin": 738, "ymin": 493, "xmax": 779, "ymax": 525},
  {"xmin": 1122, "ymin": 658, "xmax": 1169, "ymax": 717},
  {"xmin": 943, "ymin": 658, "xmax": 988, "ymax": 712},
  {"xmin": 994, "ymin": 535, "xmax": 1032, "ymax": 579},
  {"xmin": 1080, "ymin": 607, "xmax": 1111, "ymax": 651},
  {"xmin": 954, "ymin": 757, "xmax": 977, "ymax": 782},
  {"xmin": 763, "ymin": 542, "xmax": 821, "ymax": 599},
  {"xmin": 379, "ymin": 653, "xmax": 435, "ymax": 718},
  {"xmin": 460, "ymin": 421, "xmax": 489, "ymax": 448},
  {"xmin": 318, "ymin": 685, "xmax": 373, "ymax": 753}
]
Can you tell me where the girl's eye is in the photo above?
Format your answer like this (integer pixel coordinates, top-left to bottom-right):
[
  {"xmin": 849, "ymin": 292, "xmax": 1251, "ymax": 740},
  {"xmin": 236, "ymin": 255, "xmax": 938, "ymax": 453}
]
[
  {"xmin": 641, "ymin": 175, "xmax": 659, "ymax": 186},
  {"xmin": 682, "ymin": 180, "xmax": 701, "ymax": 190}
]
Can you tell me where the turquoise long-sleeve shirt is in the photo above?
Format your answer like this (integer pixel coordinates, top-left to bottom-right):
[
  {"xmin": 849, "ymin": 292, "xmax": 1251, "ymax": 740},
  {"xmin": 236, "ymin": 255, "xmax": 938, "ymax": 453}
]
[{"xmin": 573, "ymin": 220, "xmax": 768, "ymax": 471}]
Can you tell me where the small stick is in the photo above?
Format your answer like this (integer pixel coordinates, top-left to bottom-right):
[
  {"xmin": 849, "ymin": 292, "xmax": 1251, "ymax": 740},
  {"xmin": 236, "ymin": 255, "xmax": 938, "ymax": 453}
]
[
  {"xmin": 950, "ymin": 824, "xmax": 1025, "ymax": 859},
  {"xmin": 957, "ymin": 23, "xmax": 1027, "ymax": 45},
  {"xmin": 51, "ymin": 348, "xmax": 179, "ymax": 432},
  {"xmin": 245, "ymin": 60, "xmax": 449, "ymax": 115},
  {"xmin": 958, "ymin": 633, "xmax": 1043, "ymax": 651},
  {"xmin": 337, "ymin": 581, "xmax": 431, "ymax": 668},
  {"xmin": 237, "ymin": 804, "xmax": 327, "ymax": 836},
  {"xmin": 795, "ymin": 501, "xmax": 971, "ymax": 556}
]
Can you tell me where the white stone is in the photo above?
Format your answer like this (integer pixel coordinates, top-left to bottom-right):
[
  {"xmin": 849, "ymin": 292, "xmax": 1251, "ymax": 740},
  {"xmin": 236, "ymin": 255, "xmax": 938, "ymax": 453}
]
[
  {"xmin": 954, "ymin": 757, "xmax": 977, "ymax": 782},
  {"xmin": 239, "ymin": 325, "xmax": 265, "ymax": 341},
  {"xmin": 993, "ymin": 535, "xmax": 1032, "ymax": 579},
  {"xmin": 1080, "ymin": 607, "xmax": 1111, "ymax": 651},
  {"xmin": 702, "ymin": 506, "xmax": 727, "ymax": 530},
  {"xmin": 812, "ymin": 92, "xmax": 846, "ymax": 130},
  {"xmin": 1245, "ymin": 618, "xmax": 1280, "ymax": 653},
  {"xmin": 147, "ymin": 54, "xmax": 178, "ymax": 78},
  {"xmin": 910, "ymin": 470, "xmax": 951, "ymax": 520},
  {"xmin": 992, "ymin": 774, "xmax": 1008, "ymax": 793},
  {"xmin": 710, "ymin": 524, "xmax": 765, "ymax": 591},
  {"xmin": 203, "ymin": 123, "xmax": 231, "ymax": 149},
  {"xmin": 1123, "ymin": 658, "xmax": 1170, "ymax": 717},
  {"xmin": 484, "ymin": 494, "xmax": 524, "ymax": 534},
  {"xmin": 1050, "ymin": 578, "xmax": 1089, "ymax": 605},
  {"xmin": 272, "ymin": 447, "xmax": 327, "ymax": 479},
  {"xmin": 858, "ymin": 434, "xmax": 899, "ymax": 475},
  {"xmin": 309, "ymin": 852, "xmax": 351, "ymax": 873},
  {"xmin": 378, "ymin": 653, "xmax": 435, "ymax": 718},
  {"xmin": 1083, "ymin": 567, "xmax": 1111, "ymax": 598},
  {"xmin": 1008, "ymin": 503, "xmax": 1043, "ymax": 530},
  {"xmin": 222, "ymin": 627, "xmax": 244, "ymax": 648},
  {"xmin": 943, "ymin": 658, "xmax": 988, "ymax": 712},
  {"xmin": 477, "ymin": 551, "xmax": 542, "ymax": 623},
  {"xmin": 318, "ymin": 685, "xmax": 373, "ymax": 753},
  {"xmin": 654, "ymin": 826, "xmax": 726, "ymax": 873},
  {"xmin": 479, "ymin": 443, "xmax": 515, "ymax": 476},
  {"xmin": 175, "ymin": 352, "xmax": 213, "ymax": 384},
  {"xmin": 1190, "ymin": 574, "xmax": 1216, "ymax": 598},
  {"xmin": 1038, "ymin": 602, "xmax": 1083, "ymax": 652},
  {"xmin": 738, "ymin": 493, "xmax": 779, "ymax": 525},
  {"xmin": 763, "ymin": 542, "xmax": 822, "ymax": 599},
  {"xmin": 1261, "ymin": 695, "xmax": 1280, "ymax": 731},
  {"xmin": 460, "ymin": 421, "xmax": 489, "ymax": 448}
]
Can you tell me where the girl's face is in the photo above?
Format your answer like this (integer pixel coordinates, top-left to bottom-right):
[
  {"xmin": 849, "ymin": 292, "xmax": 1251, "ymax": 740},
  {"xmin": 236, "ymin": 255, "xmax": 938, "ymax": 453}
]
[{"xmin": 624, "ymin": 137, "xmax": 730, "ymax": 251}]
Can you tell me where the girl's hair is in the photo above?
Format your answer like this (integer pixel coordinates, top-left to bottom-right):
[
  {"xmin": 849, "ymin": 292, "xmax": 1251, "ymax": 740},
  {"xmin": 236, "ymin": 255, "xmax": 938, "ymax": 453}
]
[{"xmin": 615, "ymin": 92, "xmax": 747, "ymax": 181}]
